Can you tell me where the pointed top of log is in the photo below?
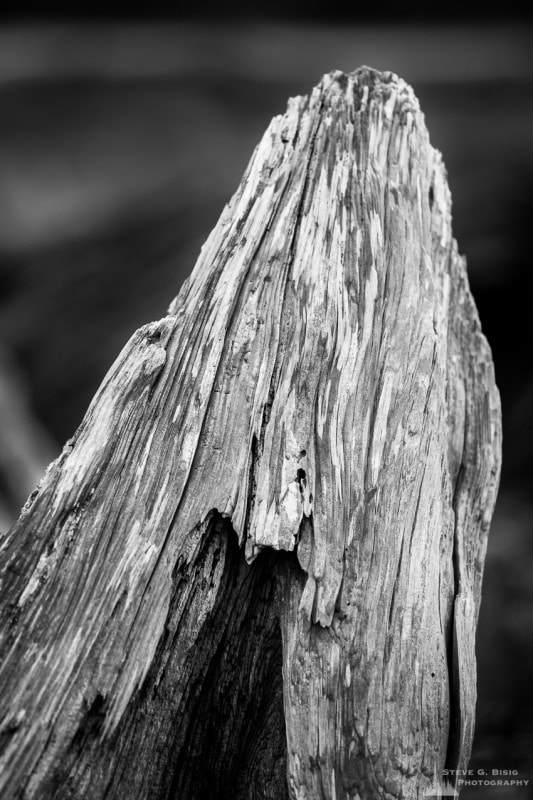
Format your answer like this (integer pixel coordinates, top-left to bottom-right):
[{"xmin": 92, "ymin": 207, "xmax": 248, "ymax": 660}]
[{"xmin": 166, "ymin": 65, "xmax": 478, "ymax": 628}]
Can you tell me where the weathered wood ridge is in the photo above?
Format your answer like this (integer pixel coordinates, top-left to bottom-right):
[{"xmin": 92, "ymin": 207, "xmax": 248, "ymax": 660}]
[{"xmin": 0, "ymin": 68, "xmax": 501, "ymax": 799}]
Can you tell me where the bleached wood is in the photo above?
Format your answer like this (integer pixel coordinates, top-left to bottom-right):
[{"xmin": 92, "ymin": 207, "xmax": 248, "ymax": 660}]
[{"xmin": 0, "ymin": 68, "xmax": 501, "ymax": 799}]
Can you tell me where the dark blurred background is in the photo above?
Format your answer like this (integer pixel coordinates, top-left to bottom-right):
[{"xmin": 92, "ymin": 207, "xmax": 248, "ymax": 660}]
[{"xmin": 0, "ymin": 10, "xmax": 531, "ymax": 798}]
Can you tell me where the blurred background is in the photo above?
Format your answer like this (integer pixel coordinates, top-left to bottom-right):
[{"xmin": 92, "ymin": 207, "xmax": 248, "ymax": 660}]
[{"xmin": 0, "ymin": 9, "xmax": 531, "ymax": 798}]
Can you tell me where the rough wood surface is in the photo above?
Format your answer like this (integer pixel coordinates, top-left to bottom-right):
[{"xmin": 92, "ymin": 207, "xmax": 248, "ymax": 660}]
[{"xmin": 0, "ymin": 68, "xmax": 501, "ymax": 799}]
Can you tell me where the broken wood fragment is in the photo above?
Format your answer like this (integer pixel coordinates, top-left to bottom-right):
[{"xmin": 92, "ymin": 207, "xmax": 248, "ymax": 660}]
[{"xmin": 0, "ymin": 67, "xmax": 501, "ymax": 799}]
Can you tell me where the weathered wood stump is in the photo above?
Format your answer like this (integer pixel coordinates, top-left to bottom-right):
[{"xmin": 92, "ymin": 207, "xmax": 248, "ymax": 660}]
[{"xmin": 0, "ymin": 68, "xmax": 501, "ymax": 799}]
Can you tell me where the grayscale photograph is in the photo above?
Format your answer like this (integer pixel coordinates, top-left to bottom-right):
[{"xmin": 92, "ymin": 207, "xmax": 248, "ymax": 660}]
[{"xmin": 0, "ymin": 4, "xmax": 531, "ymax": 799}]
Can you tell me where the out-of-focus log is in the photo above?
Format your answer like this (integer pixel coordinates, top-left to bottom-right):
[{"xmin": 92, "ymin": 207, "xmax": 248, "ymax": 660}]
[
  {"xmin": 0, "ymin": 68, "xmax": 501, "ymax": 799},
  {"xmin": 0, "ymin": 346, "xmax": 57, "ymax": 531}
]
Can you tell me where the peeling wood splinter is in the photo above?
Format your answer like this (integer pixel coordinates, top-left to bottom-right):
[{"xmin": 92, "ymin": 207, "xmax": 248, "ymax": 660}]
[{"xmin": 0, "ymin": 67, "xmax": 501, "ymax": 800}]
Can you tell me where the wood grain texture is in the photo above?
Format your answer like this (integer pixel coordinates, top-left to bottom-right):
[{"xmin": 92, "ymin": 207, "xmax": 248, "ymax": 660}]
[{"xmin": 0, "ymin": 68, "xmax": 501, "ymax": 799}]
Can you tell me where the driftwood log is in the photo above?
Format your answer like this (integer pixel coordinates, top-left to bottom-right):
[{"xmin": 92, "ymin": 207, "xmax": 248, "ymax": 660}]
[{"xmin": 0, "ymin": 68, "xmax": 501, "ymax": 800}]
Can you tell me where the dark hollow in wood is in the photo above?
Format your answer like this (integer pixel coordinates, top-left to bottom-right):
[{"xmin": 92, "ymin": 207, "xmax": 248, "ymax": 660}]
[
  {"xmin": 0, "ymin": 67, "xmax": 501, "ymax": 799},
  {"xmin": 44, "ymin": 514, "xmax": 293, "ymax": 800}
]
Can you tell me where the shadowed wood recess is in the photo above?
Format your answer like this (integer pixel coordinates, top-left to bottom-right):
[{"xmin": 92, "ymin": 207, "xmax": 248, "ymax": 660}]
[{"xmin": 0, "ymin": 68, "xmax": 501, "ymax": 799}]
